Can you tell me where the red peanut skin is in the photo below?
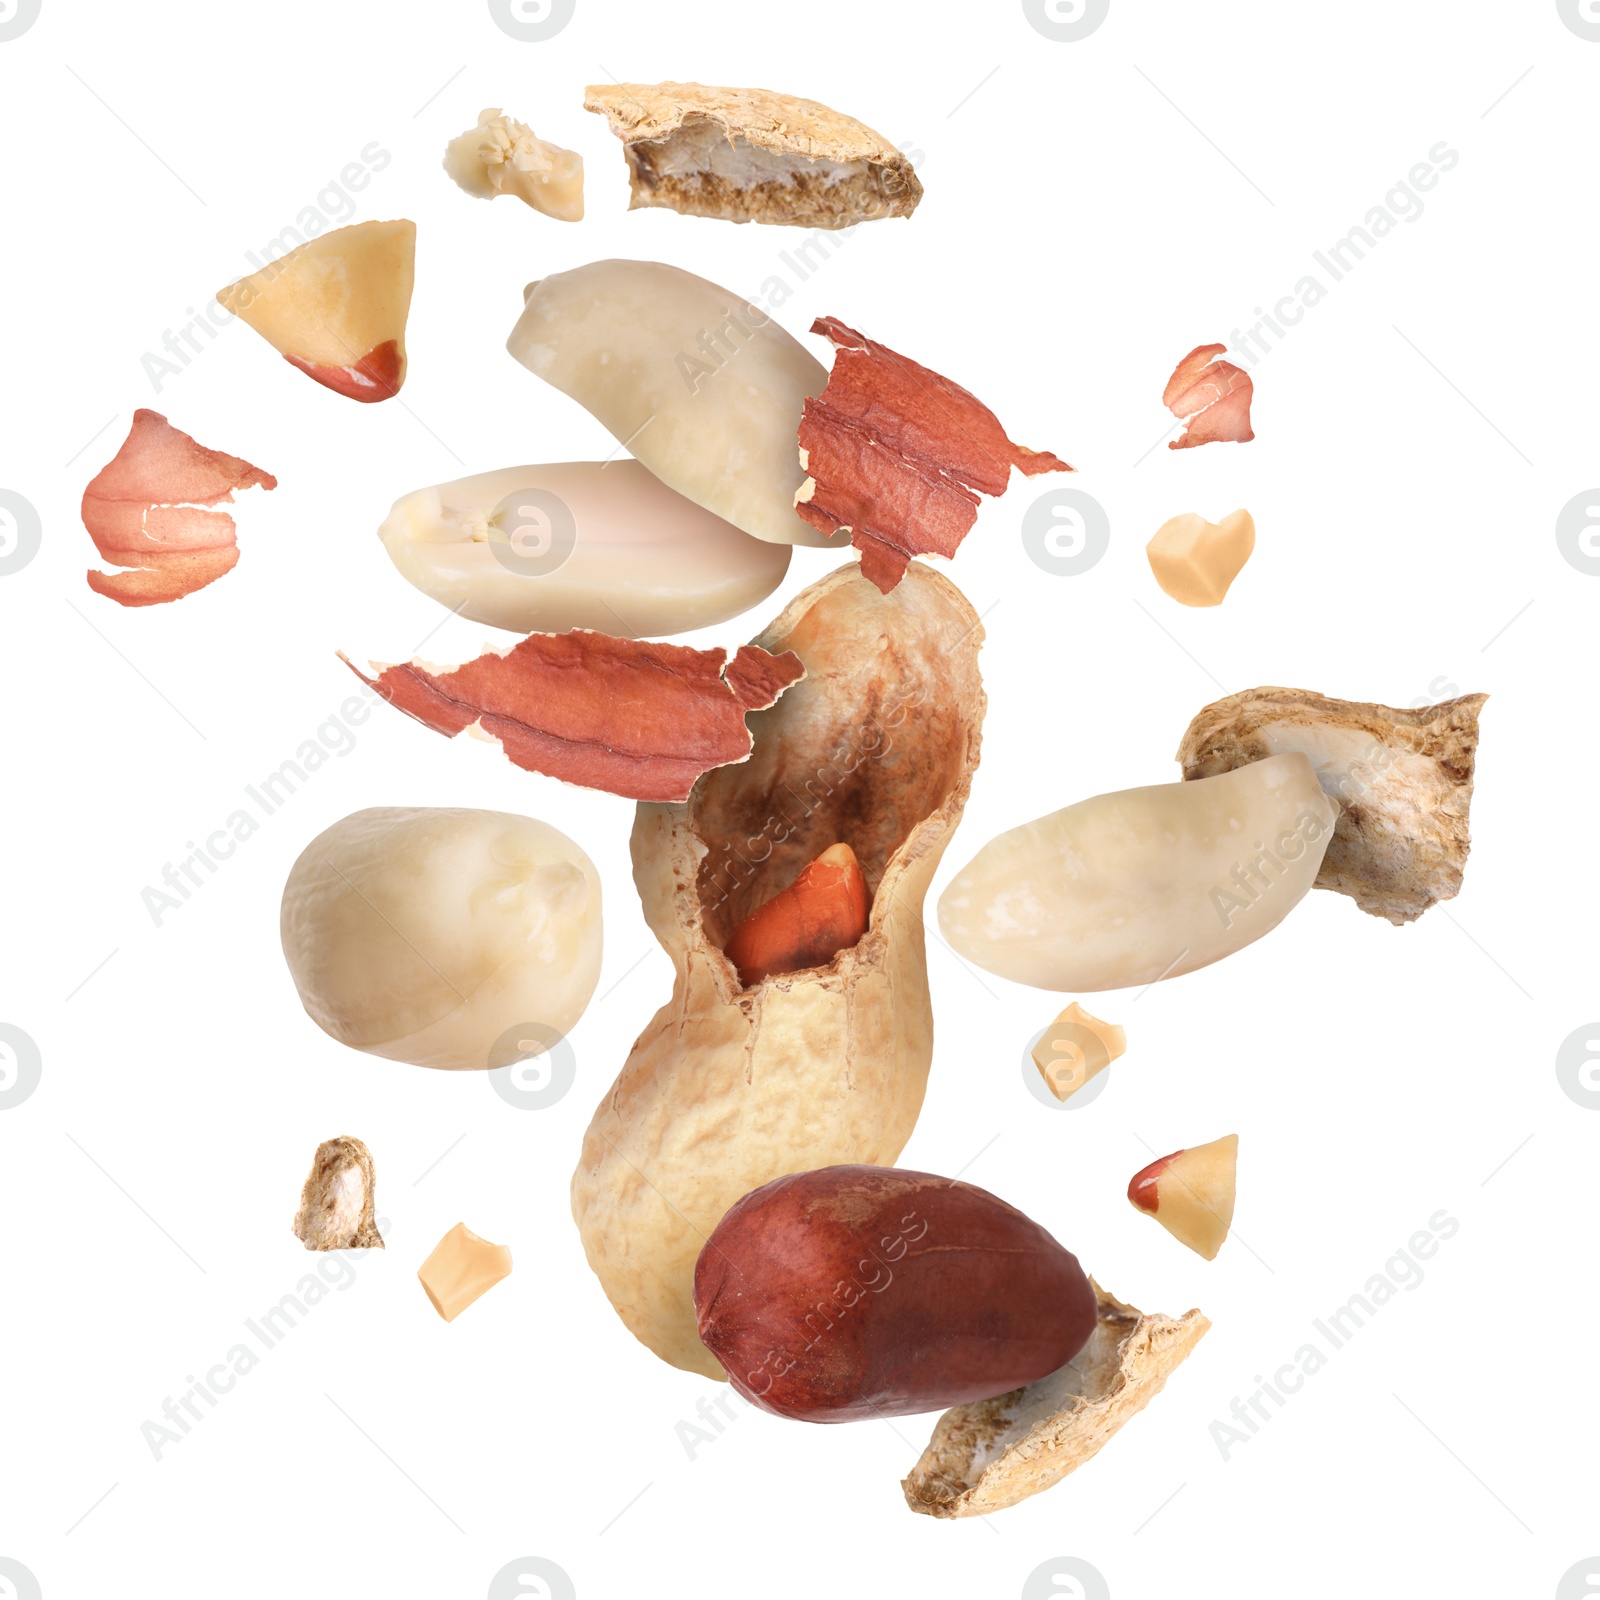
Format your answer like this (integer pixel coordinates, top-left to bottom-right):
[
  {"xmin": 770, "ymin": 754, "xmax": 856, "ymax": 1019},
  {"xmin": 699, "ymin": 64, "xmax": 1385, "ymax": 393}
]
[
  {"xmin": 722, "ymin": 843, "xmax": 870, "ymax": 986},
  {"xmin": 693, "ymin": 1165, "xmax": 1098, "ymax": 1422}
]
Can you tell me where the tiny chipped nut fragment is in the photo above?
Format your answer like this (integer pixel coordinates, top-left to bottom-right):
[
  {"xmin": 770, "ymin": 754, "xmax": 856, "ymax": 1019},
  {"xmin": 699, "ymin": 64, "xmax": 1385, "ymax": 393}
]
[
  {"xmin": 1032, "ymin": 1003, "xmax": 1125, "ymax": 1101},
  {"xmin": 443, "ymin": 108, "xmax": 583, "ymax": 221},
  {"xmin": 417, "ymin": 1222, "xmax": 513, "ymax": 1322},
  {"xmin": 1146, "ymin": 509, "xmax": 1255, "ymax": 607},
  {"xmin": 1127, "ymin": 1134, "xmax": 1238, "ymax": 1261},
  {"xmin": 292, "ymin": 1136, "xmax": 384, "ymax": 1251}
]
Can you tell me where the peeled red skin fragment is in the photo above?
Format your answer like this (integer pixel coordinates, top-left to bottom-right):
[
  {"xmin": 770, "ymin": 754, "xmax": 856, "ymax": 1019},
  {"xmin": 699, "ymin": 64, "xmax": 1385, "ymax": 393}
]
[
  {"xmin": 82, "ymin": 409, "xmax": 277, "ymax": 606},
  {"xmin": 285, "ymin": 341, "xmax": 404, "ymax": 403},
  {"xmin": 1163, "ymin": 343, "xmax": 1255, "ymax": 449},
  {"xmin": 796, "ymin": 317, "xmax": 1072, "ymax": 593},
  {"xmin": 1176, "ymin": 687, "xmax": 1488, "ymax": 923},
  {"xmin": 694, "ymin": 1165, "xmax": 1099, "ymax": 1422},
  {"xmin": 344, "ymin": 632, "xmax": 805, "ymax": 803},
  {"xmin": 722, "ymin": 842, "xmax": 870, "ymax": 986}
]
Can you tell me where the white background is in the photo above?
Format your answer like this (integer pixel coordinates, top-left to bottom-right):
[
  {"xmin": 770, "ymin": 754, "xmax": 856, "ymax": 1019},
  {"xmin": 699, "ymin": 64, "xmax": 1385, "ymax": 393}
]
[{"xmin": 2, "ymin": 2, "xmax": 1596, "ymax": 1596}]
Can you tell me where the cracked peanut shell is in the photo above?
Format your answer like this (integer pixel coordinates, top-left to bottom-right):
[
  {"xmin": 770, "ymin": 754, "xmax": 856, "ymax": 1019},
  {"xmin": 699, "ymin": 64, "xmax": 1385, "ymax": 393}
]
[
  {"xmin": 292, "ymin": 1136, "xmax": 383, "ymax": 1251},
  {"xmin": 902, "ymin": 1282, "xmax": 1208, "ymax": 1518},
  {"xmin": 571, "ymin": 560, "xmax": 984, "ymax": 1378},
  {"xmin": 1177, "ymin": 687, "xmax": 1488, "ymax": 924},
  {"xmin": 584, "ymin": 82, "xmax": 921, "ymax": 229}
]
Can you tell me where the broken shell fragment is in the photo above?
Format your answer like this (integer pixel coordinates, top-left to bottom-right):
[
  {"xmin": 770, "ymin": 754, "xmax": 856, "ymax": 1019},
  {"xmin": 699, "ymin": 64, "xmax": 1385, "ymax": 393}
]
[
  {"xmin": 938, "ymin": 755, "xmax": 1337, "ymax": 991},
  {"xmin": 1032, "ymin": 1002, "xmax": 1125, "ymax": 1101},
  {"xmin": 417, "ymin": 1223, "xmax": 512, "ymax": 1322},
  {"xmin": 292, "ymin": 1136, "xmax": 384, "ymax": 1251},
  {"xmin": 1163, "ymin": 343, "xmax": 1254, "ymax": 449},
  {"xmin": 571, "ymin": 561, "xmax": 986, "ymax": 1378},
  {"xmin": 345, "ymin": 631, "xmax": 805, "ymax": 803},
  {"xmin": 444, "ymin": 108, "xmax": 583, "ymax": 220},
  {"xmin": 1176, "ymin": 687, "xmax": 1488, "ymax": 924},
  {"xmin": 1147, "ymin": 509, "xmax": 1255, "ymax": 606},
  {"xmin": 722, "ymin": 842, "xmax": 871, "ymax": 986},
  {"xmin": 1128, "ymin": 1134, "xmax": 1238, "ymax": 1260},
  {"xmin": 280, "ymin": 806, "xmax": 601, "ymax": 1071},
  {"xmin": 377, "ymin": 460, "xmax": 791, "ymax": 636},
  {"xmin": 507, "ymin": 259, "xmax": 838, "ymax": 546},
  {"xmin": 902, "ymin": 1282, "xmax": 1209, "ymax": 1518},
  {"xmin": 583, "ymin": 81, "xmax": 921, "ymax": 229},
  {"xmin": 797, "ymin": 317, "xmax": 1073, "ymax": 593},
  {"xmin": 218, "ymin": 219, "xmax": 415, "ymax": 402},
  {"xmin": 82, "ymin": 410, "xmax": 276, "ymax": 606}
]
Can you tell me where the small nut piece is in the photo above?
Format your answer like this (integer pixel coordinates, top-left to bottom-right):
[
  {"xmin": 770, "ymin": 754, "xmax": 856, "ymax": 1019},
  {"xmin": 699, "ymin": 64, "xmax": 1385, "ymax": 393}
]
[
  {"xmin": 1032, "ymin": 1003, "xmax": 1125, "ymax": 1101},
  {"xmin": 417, "ymin": 1223, "xmax": 512, "ymax": 1322},
  {"xmin": 292, "ymin": 1136, "xmax": 383, "ymax": 1251},
  {"xmin": 443, "ymin": 108, "xmax": 583, "ymax": 221},
  {"xmin": 1127, "ymin": 1134, "xmax": 1238, "ymax": 1260},
  {"xmin": 1146, "ymin": 509, "xmax": 1255, "ymax": 606}
]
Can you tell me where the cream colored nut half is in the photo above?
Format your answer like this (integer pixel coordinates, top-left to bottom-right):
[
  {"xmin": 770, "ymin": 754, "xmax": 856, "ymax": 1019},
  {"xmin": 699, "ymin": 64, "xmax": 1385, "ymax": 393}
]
[
  {"xmin": 377, "ymin": 460, "xmax": 791, "ymax": 636},
  {"xmin": 1146, "ymin": 509, "xmax": 1255, "ymax": 606},
  {"xmin": 507, "ymin": 258, "xmax": 844, "ymax": 547},
  {"xmin": 938, "ymin": 754, "xmax": 1336, "ymax": 992},
  {"xmin": 443, "ymin": 108, "xmax": 583, "ymax": 221},
  {"xmin": 417, "ymin": 1222, "xmax": 513, "ymax": 1322},
  {"xmin": 281, "ymin": 806, "xmax": 601, "ymax": 1071}
]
